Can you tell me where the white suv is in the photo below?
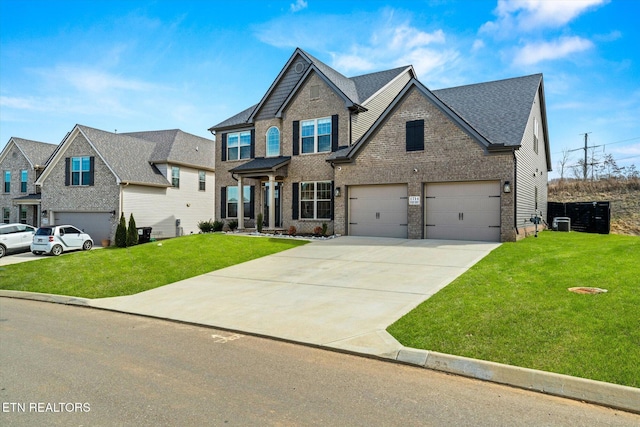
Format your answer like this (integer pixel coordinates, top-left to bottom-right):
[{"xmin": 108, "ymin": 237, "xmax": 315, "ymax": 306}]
[
  {"xmin": 0, "ymin": 223, "xmax": 37, "ymax": 258},
  {"xmin": 31, "ymin": 225, "xmax": 93, "ymax": 256}
]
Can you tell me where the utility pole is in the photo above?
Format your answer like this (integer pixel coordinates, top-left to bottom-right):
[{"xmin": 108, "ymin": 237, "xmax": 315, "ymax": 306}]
[{"xmin": 583, "ymin": 133, "xmax": 588, "ymax": 180}]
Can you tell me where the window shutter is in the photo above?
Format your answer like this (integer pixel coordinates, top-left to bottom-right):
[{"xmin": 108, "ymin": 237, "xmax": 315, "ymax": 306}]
[
  {"xmin": 88, "ymin": 156, "xmax": 95, "ymax": 186},
  {"xmin": 250, "ymin": 129, "xmax": 255, "ymax": 159},
  {"xmin": 330, "ymin": 180, "xmax": 335, "ymax": 220},
  {"xmin": 65, "ymin": 157, "xmax": 70, "ymax": 186},
  {"xmin": 220, "ymin": 187, "xmax": 227, "ymax": 219},
  {"xmin": 221, "ymin": 134, "xmax": 227, "ymax": 162},
  {"xmin": 292, "ymin": 121, "xmax": 299, "ymax": 156},
  {"xmin": 249, "ymin": 186, "xmax": 255, "ymax": 219},
  {"xmin": 331, "ymin": 115, "xmax": 339, "ymax": 152},
  {"xmin": 406, "ymin": 120, "xmax": 424, "ymax": 152},
  {"xmin": 292, "ymin": 182, "xmax": 299, "ymax": 219}
]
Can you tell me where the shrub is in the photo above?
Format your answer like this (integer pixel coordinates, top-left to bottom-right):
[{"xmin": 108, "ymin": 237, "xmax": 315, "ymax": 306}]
[
  {"xmin": 228, "ymin": 220, "xmax": 238, "ymax": 231},
  {"xmin": 127, "ymin": 213, "xmax": 138, "ymax": 246},
  {"xmin": 212, "ymin": 220, "xmax": 224, "ymax": 232},
  {"xmin": 321, "ymin": 222, "xmax": 328, "ymax": 236},
  {"xmin": 115, "ymin": 213, "xmax": 127, "ymax": 248},
  {"xmin": 197, "ymin": 219, "xmax": 215, "ymax": 233},
  {"xmin": 313, "ymin": 226, "xmax": 323, "ymax": 236},
  {"xmin": 257, "ymin": 213, "xmax": 264, "ymax": 233},
  {"xmin": 288, "ymin": 225, "xmax": 297, "ymax": 236}
]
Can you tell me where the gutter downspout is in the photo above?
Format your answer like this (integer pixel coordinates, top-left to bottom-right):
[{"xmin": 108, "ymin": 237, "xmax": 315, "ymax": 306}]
[{"xmin": 513, "ymin": 149, "xmax": 518, "ymax": 236}]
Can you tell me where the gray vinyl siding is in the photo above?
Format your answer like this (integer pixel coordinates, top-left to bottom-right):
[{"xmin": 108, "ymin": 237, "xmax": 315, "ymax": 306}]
[
  {"xmin": 255, "ymin": 55, "xmax": 310, "ymax": 121},
  {"xmin": 515, "ymin": 89, "xmax": 548, "ymax": 230},
  {"xmin": 351, "ymin": 71, "xmax": 412, "ymax": 143}
]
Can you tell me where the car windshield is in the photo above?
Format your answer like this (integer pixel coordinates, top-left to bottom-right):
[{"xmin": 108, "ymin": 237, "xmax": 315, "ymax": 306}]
[{"xmin": 35, "ymin": 228, "xmax": 54, "ymax": 236}]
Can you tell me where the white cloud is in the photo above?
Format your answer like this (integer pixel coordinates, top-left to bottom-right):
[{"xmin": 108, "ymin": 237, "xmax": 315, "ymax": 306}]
[
  {"xmin": 513, "ymin": 36, "xmax": 593, "ymax": 66},
  {"xmin": 290, "ymin": 0, "xmax": 308, "ymax": 13},
  {"xmin": 53, "ymin": 66, "xmax": 158, "ymax": 94},
  {"xmin": 472, "ymin": 39, "xmax": 485, "ymax": 51},
  {"xmin": 482, "ymin": 0, "xmax": 608, "ymax": 34}
]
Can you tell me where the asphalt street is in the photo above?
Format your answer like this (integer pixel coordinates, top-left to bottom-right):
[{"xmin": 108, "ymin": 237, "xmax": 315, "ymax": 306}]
[{"xmin": 1, "ymin": 298, "xmax": 637, "ymax": 426}]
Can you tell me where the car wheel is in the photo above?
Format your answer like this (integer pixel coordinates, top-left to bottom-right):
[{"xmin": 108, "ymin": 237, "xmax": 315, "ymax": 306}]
[
  {"xmin": 51, "ymin": 245, "xmax": 63, "ymax": 256},
  {"xmin": 0, "ymin": 244, "xmax": 5, "ymax": 258},
  {"xmin": 82, "ymin": 240, "xmax": 93, "ymax": 251}
]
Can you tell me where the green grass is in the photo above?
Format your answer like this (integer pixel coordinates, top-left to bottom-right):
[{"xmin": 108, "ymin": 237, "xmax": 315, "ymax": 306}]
[
  {"xmin": 388, "ymin": 232, "xmax": 640, "ymax": 388},
  {"xmin": 0, "ymin": 234, "xmax": 307, "ymax": 299}
]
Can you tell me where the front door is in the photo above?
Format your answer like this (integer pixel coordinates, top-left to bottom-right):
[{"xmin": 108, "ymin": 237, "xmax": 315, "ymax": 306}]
[{"xmin": 262, "ymin": 182, "xmax": 282, "ymax": 228}]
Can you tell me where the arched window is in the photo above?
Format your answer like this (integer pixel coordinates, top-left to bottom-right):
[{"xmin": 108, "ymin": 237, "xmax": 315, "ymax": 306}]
[{"xmin": 266, "ymin": 127, "xmax": 280, "ymax": 157}]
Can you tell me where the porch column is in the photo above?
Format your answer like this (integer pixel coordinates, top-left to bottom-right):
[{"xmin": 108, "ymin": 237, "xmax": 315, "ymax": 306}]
[
  {"xmin": 237, "ymin": 176, "xmax": 244, "ymax": 230},
  {"xmin": 268, "ymin": 174, "xmax": 276, "ymax": 230}
]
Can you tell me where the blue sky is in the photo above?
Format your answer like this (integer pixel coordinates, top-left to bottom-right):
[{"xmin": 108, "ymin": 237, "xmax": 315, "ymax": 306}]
[{"xmin": 1, "ymin": 0, "xmax": 639, "ymax": 178}]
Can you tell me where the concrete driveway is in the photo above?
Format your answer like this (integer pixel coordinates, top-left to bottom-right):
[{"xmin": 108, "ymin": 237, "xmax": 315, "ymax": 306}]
[
  {"xmin": 90, "ymin": 236, "xmax": 500, "ymax": 357},
  {"xmin": 0, "ymin": 251, "xmax": 40, "ymax": 266}
]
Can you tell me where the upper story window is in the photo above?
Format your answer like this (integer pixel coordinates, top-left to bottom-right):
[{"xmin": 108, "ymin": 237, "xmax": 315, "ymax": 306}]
[
  {"xmin": 3, "ymin": 171, "xmax": 9, "ymax": 193},
  {"xmin": 301, "ymin": 117, "xmax": 331, "ymax": 154},
  {"xmin": 533, "ymin": 118, "xmax": 539, "ymax": 154},
  {"xmin": 21, "ymin": 170, "xmax": 28, "ymax": 193},
  {"xmin": 198, "ymin": 171, "xmax": 206, "ymax": 191},
  {"xmin": 71, "ymin": 157, "xmax": 91, "ymax": 186},
  {"xmin": 171, "ymin": 166, "xmax": 180, "ymax": 188},
  {"xmin": 266, "ymin": 127, "xmax": 280, "ymax": 157},
  {"xmin": 228, "ymin": 131, "xmax": 251, "ymax": 160}
]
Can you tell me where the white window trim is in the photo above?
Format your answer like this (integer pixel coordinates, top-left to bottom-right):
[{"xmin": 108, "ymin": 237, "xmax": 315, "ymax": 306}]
[
  {"xmin": 300, "ymin": 181, "xmax": 332, "ymax": 220},
  {"xmin": 301, "ymin": 117, "xmax": 331, "ymax": 154},
  {"xmin": 71, "ymin": 156, "xmax": 91, "ymax": 186},
  {"xmin": 227, "ymin": 131, "xmax": 252, "ymax": 161},
  {"xmin": 171, "ymin": 166, "xmax": 180, "ymax": 188},
  {"xmin": 226, "ymin": 185, "xmax": 251, "ymax": 219},
  {"xmin": 266, "ymin": 127, "xmax": 280, "ymax": 158}
]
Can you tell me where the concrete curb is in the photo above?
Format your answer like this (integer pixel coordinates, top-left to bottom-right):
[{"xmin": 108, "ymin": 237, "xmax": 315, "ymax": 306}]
[
  {"xmin": 396, "ymin": 347, "xmax": 640, "ymax": 414},
  {"xmin": 2, "ymin": 290, "xmax": 638, "ymax": 414}
]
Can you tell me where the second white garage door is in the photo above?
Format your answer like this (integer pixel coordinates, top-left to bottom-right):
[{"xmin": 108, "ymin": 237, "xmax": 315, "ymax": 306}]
[
  {"xmin": 425, "ymin": 181, "xmax": 501, "ymax": 242},
  {"xmin": 348, "ymin": 184, "xmax": 408, "ymax": 238}
]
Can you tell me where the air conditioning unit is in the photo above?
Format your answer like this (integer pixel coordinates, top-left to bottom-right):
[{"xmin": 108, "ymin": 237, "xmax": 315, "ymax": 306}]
[{"xmin": 553, "ymin": 217, "xmax": 571, "ymax": 232}]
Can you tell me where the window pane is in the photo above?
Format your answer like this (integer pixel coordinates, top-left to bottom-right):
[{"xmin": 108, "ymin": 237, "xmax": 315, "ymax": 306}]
[
  {"xmin": 227, "ymin": 134, "xmax": 239, "ymax": 148},
  {"xmin": 266, "ymin": 127, "xmax": 280, "ymax": 157},
  {"xmin": 300, "ymin": 182, "xmax": 315, "ymax": 200},
  {"xmin": 81, "ymin": 172, "xmax": 91, "ymax": 186},
  {"xmin": 72, "ymin": 158, "xmax": 81, "ymax": 172},
  {"xmin": 317, "ymin": 118, "xmax": 331, "ymax": 135},
  {"xmin": 227, "ymin": 186, "xmax": 238, "ymax": 203},
  {"xmin": 317, "ymin": 201, "xmax": 331, "ymax": 219},
  {"xmin": 302, "ymin": 136, "xmax": 314, "ymax": 154},
  {"xmin": 317, "ymin": 135, "xmax": 331, "ymax": 152},
  {"xmin": 82, "ymin": 157, "xmax": 90, "ymax": 171},
  {"xmin": 239, "ymin": 145, "xmax": 251, "ymax": 159},
  {"xmin": 242, "ymin": 185, "xmax": 251, "ymax": 204},
  {"xmin": 228, "ymin": 147, "xmax": 239, "ymax": 160},
  {"xmin": 316, "ymin": 181, "xmax": 331, "ymax": 200},
  {"xmin": 239, "ymin": 132, "xmax": 251, "ymax": 146},
  {"xmin": 72, "ymin": 172, "xmax": 80, "ymax": 186},
  {"xmin": 301, "ymin": 121, "xmax": 315, "ymax": 137},
  {"xmin": 21, "ymin": 170, "xmax": 28, "ymax": 181},
  {"xmin": 301, "ymin": 201, "xmax": 314, "ymax": 219},
  {"xmin": 228, "ymin": 203, "xmax": 238, "ymax": 218}
]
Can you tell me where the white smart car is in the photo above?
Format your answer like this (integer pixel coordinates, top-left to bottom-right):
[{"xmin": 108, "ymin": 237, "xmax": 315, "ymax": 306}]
[
  {"xmin": 31, "ymin": 225, "xmax": 93, "ymax": 256},
  {"xmin": 0, "ymin": 223, "xmax": 37, "ymax": 258}
]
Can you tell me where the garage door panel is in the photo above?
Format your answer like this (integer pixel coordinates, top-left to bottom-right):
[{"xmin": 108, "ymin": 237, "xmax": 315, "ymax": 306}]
[
  {"xmin": 425, "ymin": 181, "xmax": 501, "ymax": 242},
  {"xmin": 54, "ymin": 212, "xmax": 112, "ymax": 246},
  {"xmin": 349, "ymin": 185, "xmax": 407, "ymax": 238}
]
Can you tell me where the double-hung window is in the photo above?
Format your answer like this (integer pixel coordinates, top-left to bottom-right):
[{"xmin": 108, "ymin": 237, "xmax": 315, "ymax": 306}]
[
  {"xmin": 71, "ymin": 157, "xmax": 91, "ymax": 185},
  {"xmin": 227, "ymin": 131, "xmax": 251, "ymax": 160},
  {"xmin": 533, "ymin": 118, "xmax": 539, "ymax": 154},
  {"xmin": 2, "ymin": 207, "xmax": 9, "ymax": 223},
  {"xmin": 198, "ymin": 171, "xmax": 206, "ymax": 191},
  {"xmin": 266, "ymin": 127, "xmax": 280, "ymax": 157},
  {"xmin": 171, "ymin": 167, "xmax": 180, "ymax": 188},
  {"xmin": 20, "ymin": 170, "xmax": 28, "ymax": 193},
  {"xmin": 19, "ymin": 206, "xmax": 27, "ymax": 224},
  {"xmin": 300, "ymin": 181, "xmax": 331, "ymax": 220},
  {"xmin": 3, "ymin": 171, "xmax": 9, "ymax": 193},
  {"xmin": 301, "ymin": 118, "xmax": 331, "ymax": 154},
  {"xmin": 226, "ymin": 186, "xmax": 251, "ymax": 218}
]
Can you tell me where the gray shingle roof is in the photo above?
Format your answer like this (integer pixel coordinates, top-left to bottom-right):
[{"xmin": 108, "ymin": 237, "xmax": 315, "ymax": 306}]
[
  {"xmin": 229, "ymin": 156, "xmax": 291, "ymax": 173},
  {"xmin": 209, "ymin": 48, "xmax": 412, "ymax": 130},
  {"xmin": 10, "ymin": 138, "xmax": 57, "ymax": 167},
  {"xmin": 122, "ymin": 129, "xmax": 215, "ymax": 169},
  {"xmin": 433, "ymin": 74, "xmax": 543, "ymax": 147}
]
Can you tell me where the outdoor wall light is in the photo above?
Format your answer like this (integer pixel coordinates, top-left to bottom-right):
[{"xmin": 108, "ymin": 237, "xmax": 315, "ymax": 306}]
[
  {"xmin": 503, "ymin": 181, "xmax": 511, "ymax": 193},
  {"xmin": 41, "ymin": 210, "xmax": 48, "ymax": 215},
  {"xmin": 335, "ymin": 187, "xmax": 341, "ymax": 197}
]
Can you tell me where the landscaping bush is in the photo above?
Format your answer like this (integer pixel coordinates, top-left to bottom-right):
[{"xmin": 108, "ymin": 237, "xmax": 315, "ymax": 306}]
[
  {"xmin": 227, "ymin": 220, "xmax": 238, "ymax": 231},
  {"xmin": 313, "ymin": 226, "xmax": 323, "ymax": 236},
  {"xmin": 257, "ymin": 213, "xmax": 264, "ymax": 233},
  {"xmin": 115, "ymin": 213, "xmax": 127, "ymax": 248},
  {"xmin": 212, "ymin": 220, "xmax": 224, "ymax": 232},
  {"xmin": 288, "ymin": 225, "xmax": 296, "ymax": 236},
  {"xmin": 197, "ymin": 219, "xmax": 215, "ymax": 233},
  {"xmin": 127, "ymin": 213, "xmax": 138, "ymax": 246},
  {"xmin": 322, "ymin": 222, "xmax": 328, "ymax": 236}
]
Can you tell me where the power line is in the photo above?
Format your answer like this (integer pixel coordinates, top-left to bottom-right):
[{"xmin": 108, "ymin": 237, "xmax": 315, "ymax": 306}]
[{"xmin": 553, "ymin": 135, "xmax": 640, "ymax": 155}]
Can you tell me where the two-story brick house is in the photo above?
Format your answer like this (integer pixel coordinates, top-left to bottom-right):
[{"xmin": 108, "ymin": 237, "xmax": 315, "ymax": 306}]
[
  {"xmin": 211, "ymin": 47, "xmax": 551, "ymax": 242},
  {"xmin": 0, "ymin": 137, "xmax": 57, "ymax": 226}
]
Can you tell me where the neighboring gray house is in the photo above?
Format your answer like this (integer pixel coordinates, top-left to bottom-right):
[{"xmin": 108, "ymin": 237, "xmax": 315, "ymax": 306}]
[
  {"xmin": 35, "ymin": 125, "xmax": 215, "ymax": 244},
  {"xmin": 0, "ymin": 137, "xmax": 57, "ymax": 226},
  {"xmin": 209, "ymin": 48, "xmax": 551, "ymax": 242}
]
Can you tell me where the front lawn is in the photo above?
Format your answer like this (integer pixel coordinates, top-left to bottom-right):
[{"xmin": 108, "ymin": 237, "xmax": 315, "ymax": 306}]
[
  {"xmin": 0, "ymin": 234, "xmax": 307, "ymax": 299},
  {"xmin": 388, "ymin": 232, "xmax": 640, "ymax": 388}
]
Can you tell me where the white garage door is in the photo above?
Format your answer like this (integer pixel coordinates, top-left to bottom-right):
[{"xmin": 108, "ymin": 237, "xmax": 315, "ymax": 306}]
[
  {"xmin": 349, "ymin": 184, "xmax": 408, "ymax": 238},
  {"xmin": 54, "ymin": 212, "xmax": 112, "ymax": 246},
  {"xmin": 425, "ymin": 181, "xmax": 501, "ymax": 242}
]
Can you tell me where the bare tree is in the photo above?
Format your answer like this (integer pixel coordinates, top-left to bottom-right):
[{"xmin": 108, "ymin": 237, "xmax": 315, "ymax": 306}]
[{"xmin": 557, "ymin": 148, "xmax": 572, "ymax": 181}]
